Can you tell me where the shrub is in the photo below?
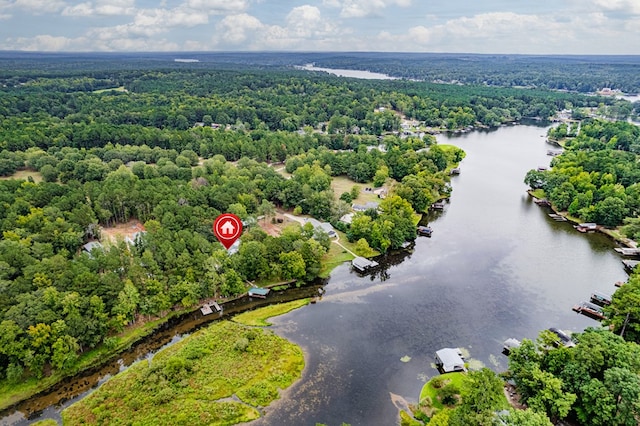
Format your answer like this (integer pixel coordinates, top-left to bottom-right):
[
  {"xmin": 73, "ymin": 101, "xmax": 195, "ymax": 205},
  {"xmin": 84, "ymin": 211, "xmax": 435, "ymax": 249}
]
[{"xmin": 439, "ymin": 384, "xmax": 459, "ymax": 406}]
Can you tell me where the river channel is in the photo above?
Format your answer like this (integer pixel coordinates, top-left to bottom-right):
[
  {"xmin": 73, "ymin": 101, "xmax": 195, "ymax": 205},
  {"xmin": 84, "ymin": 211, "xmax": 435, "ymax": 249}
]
[
  {"xmin": 2, "ymin": 123, "xmax": 630, "ymax": 426},
  {"xmin": 253, "ymin": 123, "xmax": 629, "ymax": 425}
]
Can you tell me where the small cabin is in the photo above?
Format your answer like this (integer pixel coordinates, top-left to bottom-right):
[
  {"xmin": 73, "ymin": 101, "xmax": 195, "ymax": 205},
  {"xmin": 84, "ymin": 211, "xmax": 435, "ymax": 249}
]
[{"xmin": 435, "ymin": 348, "xmax": 466, "ymax": 373}]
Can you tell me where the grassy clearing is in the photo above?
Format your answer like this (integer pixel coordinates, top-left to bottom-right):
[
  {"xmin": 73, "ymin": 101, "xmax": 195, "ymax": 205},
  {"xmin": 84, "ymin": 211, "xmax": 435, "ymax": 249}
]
[
  {"xmin": 0, "ymin": 169, "xmax": 43, "ymax": 183},
  {"xmin": 529, "ymin": 189, "xmax": 546, "ymax": 199},
  {"xmin": 331, "ymin": 175, "xmax": 381, "ymax": 204},
  {"xmin": 419, "ymin": 372, "xmax": 466, "ymax": 411},
  {"xmin": 232, "ymin": 299, "xmax": 310, "ymax": 326},
  {"xmin": 62, "ymin": 320, "xmax": 304, "ymax": 425},
  {"xmin": 320, "ymin": 242, "xmax": 355, "ymax": 278},
  {"xmin": 92, "ymin": 86, "xmax": 127, "ymax": 93}
]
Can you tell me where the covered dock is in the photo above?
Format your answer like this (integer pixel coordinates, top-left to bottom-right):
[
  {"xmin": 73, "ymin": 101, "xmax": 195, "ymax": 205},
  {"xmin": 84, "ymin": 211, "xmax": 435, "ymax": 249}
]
[
  {"xmin": 352, "ymin": 256, "xmax": 379, "ymax": 272},
  {"xmin": 435, "ymin": 348, "xmax": 466, "ymax": 373},
  {"xmin": 248, "ymin": 287, "xmax": 271, "ymax": 298}
]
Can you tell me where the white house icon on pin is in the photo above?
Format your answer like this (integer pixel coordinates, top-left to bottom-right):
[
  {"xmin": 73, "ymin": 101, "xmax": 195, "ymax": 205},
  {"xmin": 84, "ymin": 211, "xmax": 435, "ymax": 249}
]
[{"xmin": 220, "ymin": 220, "xmax": 235, "ymax": 235}]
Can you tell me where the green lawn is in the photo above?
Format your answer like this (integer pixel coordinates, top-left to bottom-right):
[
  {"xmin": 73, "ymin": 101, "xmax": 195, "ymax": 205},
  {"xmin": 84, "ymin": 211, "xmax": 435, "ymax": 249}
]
[
  {"xmin": 62, "ymin": 320, "xmax": 304, "ymax": 425},
  {"xmin": 331, "ymin": 175, "xmax": 382, "ymax": 204},
  {"xmin": 419, "ymin": 372, "xmax": 467, "ymax": 411}
]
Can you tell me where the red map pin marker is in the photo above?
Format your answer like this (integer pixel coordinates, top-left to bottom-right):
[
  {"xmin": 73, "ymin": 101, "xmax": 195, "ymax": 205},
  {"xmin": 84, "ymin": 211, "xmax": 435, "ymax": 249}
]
[{"xmin": 213, "ymin": 213, "xmax": 243, "ymax": 250}]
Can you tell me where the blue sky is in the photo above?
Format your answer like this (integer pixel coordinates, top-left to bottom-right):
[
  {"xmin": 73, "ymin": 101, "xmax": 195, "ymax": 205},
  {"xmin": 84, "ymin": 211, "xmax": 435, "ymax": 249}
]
[{"xmin": 0, "ymin": 0, "xmax": 639, "ymax": 53}]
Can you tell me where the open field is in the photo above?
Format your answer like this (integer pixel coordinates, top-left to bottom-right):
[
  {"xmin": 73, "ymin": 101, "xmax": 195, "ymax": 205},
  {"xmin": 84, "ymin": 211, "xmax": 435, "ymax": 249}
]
[
  {"xmin": 0, "ymin": 169, "xmax": 43, "ymax": 183},
  {"xmin": 62, "ymin": 320, "xmax": 304, "ymax": 425},
  {"xmin": 330, "ymin": 175, "xmax": 383, "ymax": 204}
]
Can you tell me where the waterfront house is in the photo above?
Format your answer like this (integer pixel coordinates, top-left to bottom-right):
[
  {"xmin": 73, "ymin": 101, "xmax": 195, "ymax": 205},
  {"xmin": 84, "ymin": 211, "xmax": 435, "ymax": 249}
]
[
  {"xmin": 352, "ymin": 201, "xmax": 380, "ymax": 212},
  {"xmin": 305, "ymin": 218, "xmax": 336, "ymax": 237}
]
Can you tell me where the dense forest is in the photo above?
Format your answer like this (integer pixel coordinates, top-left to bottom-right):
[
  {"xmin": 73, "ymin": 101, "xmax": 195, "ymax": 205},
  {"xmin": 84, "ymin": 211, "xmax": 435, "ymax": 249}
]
[{"xmin": 525, "ymin": 120, "xmax": 640, "ymax": 228}]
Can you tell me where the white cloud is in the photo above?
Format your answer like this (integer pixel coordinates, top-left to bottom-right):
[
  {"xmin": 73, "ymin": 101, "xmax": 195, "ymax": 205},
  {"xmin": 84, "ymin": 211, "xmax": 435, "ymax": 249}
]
[
  {"xmin": 63, "ymin": 0, "xmax": 136, "ymax": 16},
  {"xmin": 592, "ymin": 0, "xmax": 640, "ymax": 15},
  {"xmin": 369, "ymin": 11, "xmax": 640, "ymax": 54},
  {"xmin": 4, "ymin": 34, "xmax": 78, "ymax": 51},
  {"xmin": 214, "ymin": 7, "xmax": 342, "ymax": 50},
  {"xmin": 185, "ymin": 0, "xmax": 249, "ymax": 14},
  {"xmin": 13, "ymin": 0, "xmax": 66, "ymax": 14},
  {"xmin": 216, "ymin": 13, "xmax": 263, "ymax": 44},
  {"xmin": 322, "ymin": 0, "xmax": 411, "ymax": 18},
  {"xmin": 286, "ymin": 5, "xmax": 332, "ymax": 38},
  {"xmin": 62, "ymin": 2, "xmax": 93, "ymax": 16}
]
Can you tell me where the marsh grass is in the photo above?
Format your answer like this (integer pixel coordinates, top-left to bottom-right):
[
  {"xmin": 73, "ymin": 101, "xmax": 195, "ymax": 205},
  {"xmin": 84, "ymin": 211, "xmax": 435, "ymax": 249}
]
[
  {"xmin": 232, "ymin": 299, "xmax": 310, "ymax": 326},
  {"xmin": 62, "ymin": 321, "xmax": 304, "ymax": 425}
]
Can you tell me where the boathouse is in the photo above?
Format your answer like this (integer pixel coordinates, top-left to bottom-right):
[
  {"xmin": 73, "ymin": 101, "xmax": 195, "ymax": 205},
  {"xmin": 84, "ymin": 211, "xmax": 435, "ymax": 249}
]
[
  {"xmin": 352, "ymin": 256, "xmax": 379, "ymax": 272},
  {"xmin": 435, "ymin": 348, "xmax": 466, "ymax": 373},
  {"xmin": 248, "ymin": 287, "xmax": 270, "ymax": 298},
  {"xmin": 417, "ymin": 226, "xmax": 433, "ymax": 237},
  {"xmin": 431, "ymin": 201, "xmax": 445, "ymax": 210}
]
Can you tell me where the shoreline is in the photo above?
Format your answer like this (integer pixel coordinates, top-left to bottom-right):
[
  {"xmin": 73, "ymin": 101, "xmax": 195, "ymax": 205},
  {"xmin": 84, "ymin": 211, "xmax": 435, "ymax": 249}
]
[
  {"xmin": 527, "ymin": 191, "xmax": 636, "ymax": 248},
  {"xmin": 0, "ymin": 283, "xmax": 323, "ymax": 419}
]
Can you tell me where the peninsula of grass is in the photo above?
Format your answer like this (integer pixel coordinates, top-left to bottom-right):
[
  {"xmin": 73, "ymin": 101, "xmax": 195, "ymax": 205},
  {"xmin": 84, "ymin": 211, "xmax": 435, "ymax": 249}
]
[
  {"xmin": 62, "ymin": 320, "xmax": 304, "ymax": 425},
  {"xmin": 233, "ymin": 299, "xmax": 310, "ymax": 326},
  {"xmin": 419, "ymin": 372, "xmax": 466, "ymax": 411}
]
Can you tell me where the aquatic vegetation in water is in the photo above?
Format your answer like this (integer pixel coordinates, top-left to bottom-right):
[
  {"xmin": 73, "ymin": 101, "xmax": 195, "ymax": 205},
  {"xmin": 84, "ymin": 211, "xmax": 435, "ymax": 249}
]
[{"xmin": 400, "ymin": 355, "xmax": 412, "ymax": 363}]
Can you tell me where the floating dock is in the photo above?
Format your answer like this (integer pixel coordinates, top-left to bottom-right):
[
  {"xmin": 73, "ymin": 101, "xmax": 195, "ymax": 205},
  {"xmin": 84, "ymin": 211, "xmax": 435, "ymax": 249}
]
[{"xmin": 548, "ymin": 213, "xmax": 567, "ymax": 221}]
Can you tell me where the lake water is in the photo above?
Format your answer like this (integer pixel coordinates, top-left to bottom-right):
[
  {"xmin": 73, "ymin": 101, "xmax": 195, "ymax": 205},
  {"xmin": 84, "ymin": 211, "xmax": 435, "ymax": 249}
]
[
  {"xmin": 3, "ymin": 124, "xmax": 629, "ymax": 426},
  {"xmin": 252, "ymin": 124, "xmax": 628, "ymax": 426},
  {"xmin": 297, "ymin": 64, "xmax": 398, "ymax": 80}
]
